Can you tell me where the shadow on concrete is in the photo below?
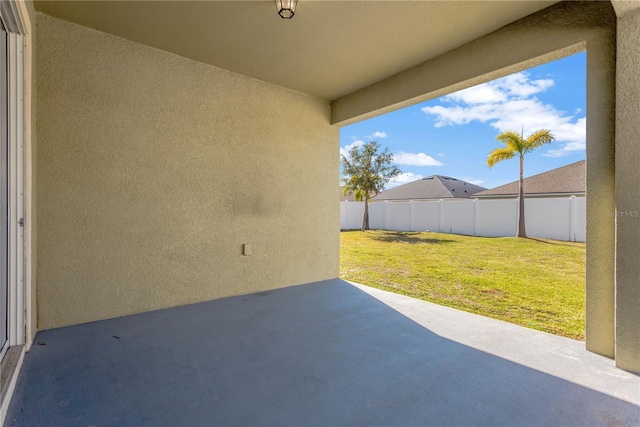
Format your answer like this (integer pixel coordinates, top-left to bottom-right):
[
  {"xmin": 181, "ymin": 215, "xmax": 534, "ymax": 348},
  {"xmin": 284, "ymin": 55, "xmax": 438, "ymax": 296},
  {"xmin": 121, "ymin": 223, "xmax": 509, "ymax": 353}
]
[
  {"xmin": 6, "ymin": 279, "xmax": 639, "ymax": 426},
  {"xmin": 369, "ymin": 231, "xmax": 456, "ymax": 245}
]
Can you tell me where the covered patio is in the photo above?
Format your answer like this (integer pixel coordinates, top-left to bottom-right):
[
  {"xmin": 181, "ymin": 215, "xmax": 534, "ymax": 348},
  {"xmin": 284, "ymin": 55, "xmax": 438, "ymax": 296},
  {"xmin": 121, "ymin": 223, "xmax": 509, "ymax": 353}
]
[
  {"xmin": 1, "ymin": 0, "xmax": 640, "ymax": 424},
  {"xmin": 5, "ymin": 280, "xmax": 639, "ymax": 426}
]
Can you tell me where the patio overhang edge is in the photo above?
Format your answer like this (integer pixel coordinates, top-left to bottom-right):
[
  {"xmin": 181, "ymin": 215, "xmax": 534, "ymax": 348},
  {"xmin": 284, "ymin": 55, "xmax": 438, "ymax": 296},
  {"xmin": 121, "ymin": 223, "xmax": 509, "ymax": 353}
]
[{"xmin": 331, "ymin": 1, "xmax": 624, "ymax": 370}]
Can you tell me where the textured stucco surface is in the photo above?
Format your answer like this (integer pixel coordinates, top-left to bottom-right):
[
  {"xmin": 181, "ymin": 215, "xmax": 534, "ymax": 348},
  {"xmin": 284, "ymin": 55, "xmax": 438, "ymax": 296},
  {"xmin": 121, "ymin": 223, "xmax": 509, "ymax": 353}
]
[
  {"xmin": 614, "ymin": 6, "xmax": 640, "ymax": 374},
  {"xmin": 334, "ymin": 1, "xmax": 618, "ymax": 361},
  {"xmin": 35, "ymin": 13, "xmax": 338, "ymax": 330},
  {"xmin": 583, "ymin": 4, "xmax": 617, "ymax": 361}
]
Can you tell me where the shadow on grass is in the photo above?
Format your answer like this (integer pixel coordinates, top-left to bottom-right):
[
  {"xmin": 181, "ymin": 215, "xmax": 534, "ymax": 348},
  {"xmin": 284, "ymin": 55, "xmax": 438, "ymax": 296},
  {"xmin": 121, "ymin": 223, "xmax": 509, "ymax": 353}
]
[
  {"xmin": 526, "ymin": 237, "xmax": 584, "ymax": 247},
  {"xmin": 369, "ymin": 231, "xmax": 456, "ymax": 245}
]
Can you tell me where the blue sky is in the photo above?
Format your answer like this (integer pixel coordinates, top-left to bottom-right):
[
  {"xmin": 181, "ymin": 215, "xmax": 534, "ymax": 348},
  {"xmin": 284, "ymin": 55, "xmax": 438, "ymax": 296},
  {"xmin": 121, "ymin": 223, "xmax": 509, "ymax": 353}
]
[{"xmin": 340, "ymin": 52, "xmax": 586, "ymax": 190}]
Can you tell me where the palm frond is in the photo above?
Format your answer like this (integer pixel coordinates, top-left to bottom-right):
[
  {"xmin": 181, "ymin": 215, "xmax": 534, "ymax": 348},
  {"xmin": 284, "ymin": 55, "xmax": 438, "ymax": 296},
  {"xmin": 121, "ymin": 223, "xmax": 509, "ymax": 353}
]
[
  {"xmin": 524, "ymin": 129, "xmax": 555, "ymax": 152},
  {"xmin": 486, "ymin": 147, "xmax": 516, "ymax": 168},
  {"xmin": 496, "ymin": 130, "xmax": 525, "ymax": 153}
]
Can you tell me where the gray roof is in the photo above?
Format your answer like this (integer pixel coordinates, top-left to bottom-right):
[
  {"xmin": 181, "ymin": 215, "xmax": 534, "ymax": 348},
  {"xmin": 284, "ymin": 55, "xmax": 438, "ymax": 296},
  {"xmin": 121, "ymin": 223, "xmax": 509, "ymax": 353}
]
[
  {"xmin": 372, "ymin": 176, "xmax": 487, "ymax": 201},
  {"xmin": 474, "ymin": 160, "xmax": 585, "ymax": 197}
]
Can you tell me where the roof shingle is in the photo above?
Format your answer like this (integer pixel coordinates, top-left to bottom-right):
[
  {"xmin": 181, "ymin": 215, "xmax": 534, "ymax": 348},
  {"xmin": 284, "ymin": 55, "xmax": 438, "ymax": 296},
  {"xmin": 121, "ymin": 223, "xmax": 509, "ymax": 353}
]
[
  {"xmin": 474, "ymin": 160, "xmax": 585, "ymax": 197},
  {"xmin": 372, "ymin": 176, "xmax": 487, "ymax": 201}
]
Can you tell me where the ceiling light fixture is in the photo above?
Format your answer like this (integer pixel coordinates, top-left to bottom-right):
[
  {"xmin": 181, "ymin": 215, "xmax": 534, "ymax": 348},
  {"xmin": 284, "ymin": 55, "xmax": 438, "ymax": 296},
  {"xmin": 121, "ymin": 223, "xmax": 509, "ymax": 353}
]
[{"xmin": 275, "ymin": 0, "xmax": 298, "ymax": 19}]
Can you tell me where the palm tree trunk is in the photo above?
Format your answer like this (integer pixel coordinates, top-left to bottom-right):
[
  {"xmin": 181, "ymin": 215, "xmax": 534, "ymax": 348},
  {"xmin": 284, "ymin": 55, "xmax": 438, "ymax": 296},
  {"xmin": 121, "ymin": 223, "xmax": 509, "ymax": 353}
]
[
  {"xmin": 362, "ymin": 199, "xmax": 369, "ymax": 232},
  {"xmin": 517, "ymin": 155, "xmax": 527, "ymax": 238}
]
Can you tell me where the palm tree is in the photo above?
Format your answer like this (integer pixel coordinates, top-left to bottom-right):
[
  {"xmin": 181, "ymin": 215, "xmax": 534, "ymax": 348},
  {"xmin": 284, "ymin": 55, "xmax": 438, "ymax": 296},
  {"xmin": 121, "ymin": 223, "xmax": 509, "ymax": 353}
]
[{"xmin": 487, "ymin": 129, "xmax": 555, "ymax": 238}]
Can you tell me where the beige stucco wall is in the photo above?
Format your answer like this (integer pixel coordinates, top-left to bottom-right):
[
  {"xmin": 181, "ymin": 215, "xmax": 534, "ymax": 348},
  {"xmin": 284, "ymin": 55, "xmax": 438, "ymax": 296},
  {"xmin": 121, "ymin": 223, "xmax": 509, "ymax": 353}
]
[
  {"xmin": 614, "ymin": 4, "xmax": 640, "ymax": 374},
  {"xmin": 35, "ymin": 13, "xmax": 339, "ymax": 330},
  {"xmin": 333, "ymin": 1, "xmax": 618, "ymax": 361}
]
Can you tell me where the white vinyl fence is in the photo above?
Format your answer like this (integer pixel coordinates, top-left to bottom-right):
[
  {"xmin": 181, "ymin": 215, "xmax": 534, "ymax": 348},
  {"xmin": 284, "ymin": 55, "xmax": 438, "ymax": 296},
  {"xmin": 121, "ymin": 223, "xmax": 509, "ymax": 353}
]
[{"xmin": 340, "ymin": 196, "xmax": 586, "ymax": 242}]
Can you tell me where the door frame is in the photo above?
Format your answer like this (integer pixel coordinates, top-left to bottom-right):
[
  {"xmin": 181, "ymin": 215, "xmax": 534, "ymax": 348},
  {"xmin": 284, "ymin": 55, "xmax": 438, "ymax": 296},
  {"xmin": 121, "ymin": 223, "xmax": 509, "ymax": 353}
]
[
  {"xmin": 0, "ymin": 0, "xmax": 32, "ymax": 421},
  {"xmin": 0, "ymin": 0, "xmax": 28, "ymax": 361},
  {"xmin": 0, "ymin": 16, "xmax": 8, "ymax": 361}
]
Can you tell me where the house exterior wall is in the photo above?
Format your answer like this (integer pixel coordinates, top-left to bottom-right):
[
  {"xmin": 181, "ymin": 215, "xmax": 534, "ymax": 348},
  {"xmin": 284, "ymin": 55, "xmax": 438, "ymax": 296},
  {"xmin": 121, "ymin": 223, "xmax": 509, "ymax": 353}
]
[
  {"xmin": 613, "ymin": 4, "xmax": 640, "ymax": 374},
  {"xmin": 35, "ymin": 14, "xmax": 339, "ymax": 330}
]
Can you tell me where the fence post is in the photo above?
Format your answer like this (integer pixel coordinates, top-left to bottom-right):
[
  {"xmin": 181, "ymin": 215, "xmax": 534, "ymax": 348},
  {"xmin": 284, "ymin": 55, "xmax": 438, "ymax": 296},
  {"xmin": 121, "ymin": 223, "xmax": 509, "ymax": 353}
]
[
  {"xmin": 410, "ymin": 200, "xmax": 414, "ymax": 232},
  {"xmin": 384, "ymin": 201, "xmax": 389, "ymax": 230},
  {"xmin": 473, "ymin": 198, "xmax": 478, "ymax": 236},
  {"xmin": 570, "ymin": 195, "xmax": 576, "ymax": 242},
  {"xmin": 439, "ymin": 199, "xmax": 444, "ymax": 233}
]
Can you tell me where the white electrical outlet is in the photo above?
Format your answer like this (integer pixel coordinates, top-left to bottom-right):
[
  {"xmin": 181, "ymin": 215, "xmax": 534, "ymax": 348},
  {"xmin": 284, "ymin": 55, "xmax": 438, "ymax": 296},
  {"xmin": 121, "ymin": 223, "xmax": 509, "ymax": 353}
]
[{"xmin": 242, "ymin": 244, "xmax": 252, "ymax": 256}]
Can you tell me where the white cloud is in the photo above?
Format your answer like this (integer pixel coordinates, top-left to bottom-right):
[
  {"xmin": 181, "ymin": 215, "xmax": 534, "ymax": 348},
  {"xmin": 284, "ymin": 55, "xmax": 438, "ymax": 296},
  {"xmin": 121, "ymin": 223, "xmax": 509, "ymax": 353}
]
[
  {"xmin": 340, "ymin": 139, "xmax": 364, "ymax": 159},
  {"xmin": 368, "ymin": 131, "xmax": 387, "ymax": 139},
  {"xmin": 444, "ymin": 84, "xmax": 506, "ymax": 105},
  {"xmin": 386, "ymin": 173, "xmax": 424, "ymax": 189},
  {"xmin": 422, "ymin": 71, "xmax": 583, "ymax": 157},
  {"xmin": 500, "ymin": 73, "xmax": 554, "ymax": 97},
  {"xmin": 543, "ymin": 118, "xmax": 586, "ymax": 157},
  {"xmin": 443, "ymin": 73, "xmax": 553, "ymax": 106},
  {"xmin": 544, "ymin": 141, "xmax": 585, "ymax": 158},
  {"xmin": 437, "ymin": 151, "xmax": 446, "ymax": 158},
  {"xmin": 393, "ymin": 151, "xmax": 443, "ymax": 167}
]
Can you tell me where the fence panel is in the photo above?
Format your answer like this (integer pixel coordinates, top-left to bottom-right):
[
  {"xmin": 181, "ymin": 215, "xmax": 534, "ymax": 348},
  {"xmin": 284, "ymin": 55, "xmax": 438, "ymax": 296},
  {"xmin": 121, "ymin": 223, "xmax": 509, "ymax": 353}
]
[
  {"xmin": 340, "ymin": 201, "xmax": 364, "ymax": 230},
  {"xmin": 526, "ymin": 197, "xmax": 571, "ymax": 241},
  {"xmin": 476, "ymin": 199, "xmax": 518, "ymax": 237},
  {"xmin": 369, "ymin": 203, "xmax": 386, "ymax": 230},
  {"xmin": 412, "ymin": 201, "xmax": 440, "ymax": 231},
  {"xmin": 340, "ymin": 196, "xmax": 585, "ymax": 242},
  {"xmin": 387, "ymin": 202, "xmax": 412, "ymax": 231},
  {"xmin": 441, "ymin": 199, "xmax": 476, "ymax": 236}
]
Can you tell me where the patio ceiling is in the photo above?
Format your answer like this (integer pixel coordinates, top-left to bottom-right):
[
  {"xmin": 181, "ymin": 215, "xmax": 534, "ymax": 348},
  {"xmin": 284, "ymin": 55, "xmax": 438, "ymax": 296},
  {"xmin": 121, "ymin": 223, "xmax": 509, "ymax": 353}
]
[{"xmin": 34, "ymin": 0, "xmax": 557, "ymax": 100}]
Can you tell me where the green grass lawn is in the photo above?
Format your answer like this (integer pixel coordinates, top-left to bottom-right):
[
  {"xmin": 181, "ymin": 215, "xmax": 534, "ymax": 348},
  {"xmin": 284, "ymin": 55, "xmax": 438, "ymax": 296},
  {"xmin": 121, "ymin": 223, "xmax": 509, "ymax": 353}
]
[{"xmin": 340, "ymin": 230, "xmax": 586, "ymax": 340}]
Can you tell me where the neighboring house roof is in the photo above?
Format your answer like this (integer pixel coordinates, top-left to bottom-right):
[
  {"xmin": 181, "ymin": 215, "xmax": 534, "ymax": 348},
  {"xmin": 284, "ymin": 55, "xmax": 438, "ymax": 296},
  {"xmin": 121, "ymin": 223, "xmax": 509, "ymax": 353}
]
[
  {"xmin": 372, "ymin": 176, "xmax": 487, "ymax": 202},
  {"xmin": 474, "ymin": 160, "xmax": 585, "ymax": 197}
]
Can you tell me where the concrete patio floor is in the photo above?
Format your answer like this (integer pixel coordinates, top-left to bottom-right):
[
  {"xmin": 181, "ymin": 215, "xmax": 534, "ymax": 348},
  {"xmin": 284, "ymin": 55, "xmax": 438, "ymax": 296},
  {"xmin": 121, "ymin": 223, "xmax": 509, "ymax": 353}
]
[{"xmin": 4, "ymin": 279, "xmax": 640, "ymax": 426}]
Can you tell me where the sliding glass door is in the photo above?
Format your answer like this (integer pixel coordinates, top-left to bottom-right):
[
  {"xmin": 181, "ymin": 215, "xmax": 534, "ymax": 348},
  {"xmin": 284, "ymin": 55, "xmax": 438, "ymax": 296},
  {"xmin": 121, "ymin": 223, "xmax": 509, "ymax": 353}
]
[{"xmin": 0, "ymin": 18, "xmax": 8, "ymax": 360}]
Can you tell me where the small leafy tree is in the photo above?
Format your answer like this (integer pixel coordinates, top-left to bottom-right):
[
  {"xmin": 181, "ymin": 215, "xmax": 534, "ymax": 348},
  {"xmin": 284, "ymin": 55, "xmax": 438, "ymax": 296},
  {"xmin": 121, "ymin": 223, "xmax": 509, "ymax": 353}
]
[
  {"xmin": 341, "ymin": 141, "xmax": 401, "ymax": 231},
  {"xmin": 487, "ymin": 129, "xmax": 555, "ymax": 238}
]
